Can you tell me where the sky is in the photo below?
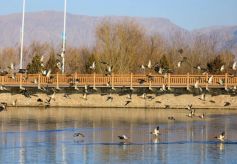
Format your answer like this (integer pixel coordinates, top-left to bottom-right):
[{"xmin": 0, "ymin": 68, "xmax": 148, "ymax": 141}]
[{"xmin": 0, "ymin": 0, "xmax": 237, "ymax": 30}]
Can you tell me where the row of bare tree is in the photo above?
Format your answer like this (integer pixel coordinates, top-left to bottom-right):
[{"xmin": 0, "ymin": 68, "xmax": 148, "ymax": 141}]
[{"xmin": 0, "ymin": 20, "xmax": 236, "ymax": 74}]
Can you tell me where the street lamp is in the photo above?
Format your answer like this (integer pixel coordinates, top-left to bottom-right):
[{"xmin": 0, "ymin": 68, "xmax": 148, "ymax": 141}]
[
  {"xmin": 19, "ymin": 0, "xmax": 26, "ymax": 71},
  {"xmin": 61, "ymin": 0, "xmax": 67, "ymax": 73}
]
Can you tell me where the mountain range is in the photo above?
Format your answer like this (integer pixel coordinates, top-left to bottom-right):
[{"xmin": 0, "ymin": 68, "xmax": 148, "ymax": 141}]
[{"xmin": 0, "ymin": 11, "xmax": 236, "ymax": 54}]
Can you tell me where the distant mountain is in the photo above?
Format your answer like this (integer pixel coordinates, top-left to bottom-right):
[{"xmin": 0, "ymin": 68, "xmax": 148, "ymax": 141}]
[{"xmin": 0, "ymin": 11, "xmax": 236, "ymax": 55}]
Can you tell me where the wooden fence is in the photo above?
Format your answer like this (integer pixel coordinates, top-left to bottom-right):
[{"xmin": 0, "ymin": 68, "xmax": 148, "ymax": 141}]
[{"xmin": 0, "ymin": 73, "xmax": 237, "ymax": 89}]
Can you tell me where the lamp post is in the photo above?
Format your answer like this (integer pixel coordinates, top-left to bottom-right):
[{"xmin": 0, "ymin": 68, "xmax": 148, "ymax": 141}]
[
  {"xmin": 61, "ymin": 0, "xmax": 67, "ymax": 73},
  {"xmin": 20, "ymin": 0, "xmax": 26, "ymax": 70}
]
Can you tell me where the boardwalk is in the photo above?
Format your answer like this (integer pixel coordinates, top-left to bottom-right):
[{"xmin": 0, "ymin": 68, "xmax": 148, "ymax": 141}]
[{"xmin": 1, "ymin": 73, "xmax": 237, "ymax": 90}]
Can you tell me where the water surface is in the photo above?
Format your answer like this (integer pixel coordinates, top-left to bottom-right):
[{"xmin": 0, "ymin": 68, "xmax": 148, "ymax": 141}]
[{"xmin": 0, "ymin": 108, "xmax": 237, "ymax": 163}]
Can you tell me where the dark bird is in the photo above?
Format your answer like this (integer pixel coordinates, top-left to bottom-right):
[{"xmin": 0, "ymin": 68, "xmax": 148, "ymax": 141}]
[
  {"xmin": 137, "ymin": 79, "xmax": 146, "ymax": 85},
  {"xmin": 124, "ymin": 100, "xmax": 131, "ymax": 106},
  {"xmin": 0, "ymin": 102, "xmax": 7, "ymax": 111},
  {"xmin": 64, "ymin": 93, "xmax": 71, "ymax": 99},
  {"xmin": 178, "ymin": 48, "xmax": 183, "ymax": 54},
  {"xmin": 164, "ymin": 105, "xmax": 170, "ymax": 109},
  {"xmin": 224, "ymin": 102, "xmax": 231, "ymax": 106},
  {"xmin": 209, "ymin": 100, "xmax": 216, "ymax": 103},
  {"xmin": 73, "ymin": 132, "xmax": 85, "ymax": 138},
  {"xmin": 214, "ymin": 131, "xmax": 225, "ymax": 142},
  {"xmin": 168, "ymin": 116, "xmax": 175, "ymax": 121},
  {"xmin": 37, "ymin": 98, "xmax": 43, "ymax": 102},
  {"xmin": 147, "ymin": 95, "xmax": 155, "ymax": 100},
  {"xmin": 106, "ymin": 94, "xmax": 113, "ymax": 102}
]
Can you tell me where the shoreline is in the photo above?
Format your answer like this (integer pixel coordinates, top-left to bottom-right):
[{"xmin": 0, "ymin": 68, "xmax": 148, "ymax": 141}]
[{"xmin": 0, "ymin": 92, "xmax": 237, "ymax": 109}]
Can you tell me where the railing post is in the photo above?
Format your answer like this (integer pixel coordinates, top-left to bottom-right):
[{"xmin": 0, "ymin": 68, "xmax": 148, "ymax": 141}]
[
  {"xmin": 168, "ymin": 73, "xmax": 171, "ymax": 88},
  {"xmin": 56, "ymin": 73, "xmax": 59, "ymax": 89},
  {"xmin": 225, "ymin": 73, "xmax": 228, "ymax": 90},
  {"xmin": 187, "ymin": 73, "xmax": 190, "ymax": 90},
  {"xmin": 111, "ymin": 73, "xmax": 114, "ymax": 89},
  {"xmin": 130, "ymin": 73, "xmax": 133, "ymax": 89},
  {"xmin": 20, "ymin": 73, "xmax": 22, "ymax": 88},
  {"xmin": 205, "ymin": 73, "xmax": 209, "ymax": 90},
  {"xmin": 1, "ymin": 76, "xmax": 4, "ymax": 86},
  {"xmin": 93, "ymin": 72, "xmax": 96, "ymax": 89},
  {"xmin": 38, "ymin": 74, "xmax": 41, "ymax": 88},
  {"xmin": 74, "ymin": 72, "xmax": 77, "ymax": 83}
]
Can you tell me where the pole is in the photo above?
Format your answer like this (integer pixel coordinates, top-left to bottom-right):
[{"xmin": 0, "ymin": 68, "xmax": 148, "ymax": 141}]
[
  {"xmin": 20, "ymin": 0, "xmax": 26, "ymax": 69},
  {"xmin": 62, "ymin": 0, "xmax": 67, "ymax": 73}
]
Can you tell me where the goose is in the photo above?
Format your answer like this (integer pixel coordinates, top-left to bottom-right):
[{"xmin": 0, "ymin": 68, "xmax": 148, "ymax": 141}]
[
  {"xmin": 118, "ymin": 135, "xmax": 129, "ymax": 140},
  {"xmin": 150, "ymin": 126, "xmax": 160, "ymax": 136},
  {"xmin": 187, "ymin": 104, "xmax": 192, "ymax": 110},
  {"xmin": 214, "ymin": 132, "xmax": 225, "ymax": 142}
]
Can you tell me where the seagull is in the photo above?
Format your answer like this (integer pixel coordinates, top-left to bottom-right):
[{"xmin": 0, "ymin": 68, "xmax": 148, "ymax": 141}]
[
  {"xmin": 89, "ymin": 61, "xmax": 96, "ymax": 70},
  {"xmin": 147, "ymin": 60, "xmax": 152, "ymax": 69},
  {"xmin": 118, "ymin": 135, "xmax": 129, "ymax": 140},
  {"xmin": 208, "ymin": 76, "xmax": 213, "ymax": 84},
  {"xmin": 187, "ymin": 104, "xmax": 192, "ymax": 111},
  {"xmin": 0, "ymin": 85, "xmax": 8, "ymax": 91},
  {"xmin": 198, "ymin": 113, "xmax": 205, "ymax": 119},
  {"xmin": 150, "ymin": 126, "xmax": 160, "ymax": 136},
  {"xmin": 140, "ymin": 64, "xmax": 146, "ymax": 71},
  {"xmin": 214, "ymin": 132, "xmax": 225, "ymax": 142},
  {"xmin": 82, "ymin": 93, "xmax": 87, "ymax": 100},
  {"xmin": 232, "ymin": 62, "xmax": 237, "ymax": 70},
  {"xmin": 199, "ymin": 93, "xmax": 206, "ymax": 101},
  {"xmin": 12, "ymin": 99, "xmax": 17, "ymax": 106},
  {"xmin": 73, "ymin": 132, "xmax": 85, "ymax": 138},
  {"xmin": 220, "ymin": 65, "xmax": 225, "ymax": 72},
  {"xmin": 160, "ymin": 84, "xmax": 167, "ymax": 92}
]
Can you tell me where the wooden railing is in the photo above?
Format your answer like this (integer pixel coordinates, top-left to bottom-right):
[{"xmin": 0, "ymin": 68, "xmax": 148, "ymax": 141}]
[{"xmin": 1, "ymin": 73, "xmax": 237, "ymax": 89}]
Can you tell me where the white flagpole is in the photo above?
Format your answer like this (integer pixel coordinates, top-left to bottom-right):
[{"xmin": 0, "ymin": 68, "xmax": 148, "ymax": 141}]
[
  {"xmin": 62, "ymin": 0, "xmax": 67, "ymax": 73},
  {"xmin": 20, "ymin": 0, "xmax": 26, "ymax": 69}
]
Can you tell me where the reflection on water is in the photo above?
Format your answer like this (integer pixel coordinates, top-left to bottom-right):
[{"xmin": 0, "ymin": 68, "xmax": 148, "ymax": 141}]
[{"xmin": 0, "ymin": 108, "xmax": 237, "ymax": 163}]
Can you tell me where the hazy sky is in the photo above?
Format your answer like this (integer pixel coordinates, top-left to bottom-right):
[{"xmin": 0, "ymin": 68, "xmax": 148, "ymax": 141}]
[{"xmin": 0, "ymin": 0, "xmax": 237, "ymax": 30}]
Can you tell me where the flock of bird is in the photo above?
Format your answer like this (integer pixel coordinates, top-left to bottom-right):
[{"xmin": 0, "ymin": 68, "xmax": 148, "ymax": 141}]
[{"xmin": 73, "ymin": 125, "xmax": 226, "ymax": 143}]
